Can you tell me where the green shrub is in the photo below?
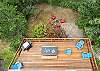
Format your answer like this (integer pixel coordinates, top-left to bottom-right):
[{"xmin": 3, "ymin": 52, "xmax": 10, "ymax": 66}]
[
  {"xmin": 59, "ymin": 0, "xmax": 79, "ymax": 10},
  {"xmin": 0, "ymin": 48, "xmax": 15, "ymax": 68},
  {"xmin": 89, "ymin": 18, "xmax": 100, "ymax": 25},
  {"xmin": 10, "ymin": 35, "xmax": 22, "ymax": 51},
  {"xmin": 40, "ymin": 0, "xmax": 79, "ymax": 10},
  {"xmin": 1, "ymin": 0, "xmax": 39, "ymax": 19},
  {"xmin": 76, "ymin": 17, "xmax": 91, "ymax": 28},
  {"xmin": 78, "ymin": 0, "xmax": 100, "ymax": 18},
  {"xmin": 0, "ymin": 2, "xmax": 27, "ymax": 40},
  {"xmin": 22, "ymin": 6, "xmax": 40, "ymax": 19},
  {"xmin": 32, "ymin": 23, "xmax": 47, "ymax": 38}
]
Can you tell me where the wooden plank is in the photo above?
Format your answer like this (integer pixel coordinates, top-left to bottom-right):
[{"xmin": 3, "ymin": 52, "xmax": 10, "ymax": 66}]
[{"xmin": 16, "ymin": 38, "xmax": 97, "ymax": 70}]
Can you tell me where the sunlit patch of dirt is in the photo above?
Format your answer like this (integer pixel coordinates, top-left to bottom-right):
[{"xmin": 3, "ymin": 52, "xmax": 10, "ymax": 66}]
[{"xmin": 28, "ymin": 3, "xmax": 83, "ymax": 38}]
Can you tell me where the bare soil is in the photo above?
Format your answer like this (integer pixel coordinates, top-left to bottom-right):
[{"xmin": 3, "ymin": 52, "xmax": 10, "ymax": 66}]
[{"xmin": 28, "ymin": 4, "xmax": 83, "ymax": 38}]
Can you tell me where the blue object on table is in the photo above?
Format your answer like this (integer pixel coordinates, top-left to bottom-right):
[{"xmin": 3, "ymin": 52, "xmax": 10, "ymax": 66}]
[
  {"xmin": 11, "ymin": 64, "xmax": 18, "ymax": 69},
  {"xmin": 75, "ymin": 42, "xmax": 83, "ymax": 49},
  {"xmin": 64, "ymin": 48, "xmax": 72, "ymax": 55},
  {"xmin": 11, "ymin": 62, "xmax": 23, "ymax": 69},
  {"xmin": 79, "ymin": 40, "xmax": 85, "ymax": 44},
  {"xmin": 75, "ymin": 40, "xmax": 84, "ymax": 50},
  {"xmin": 82, "ymin": 52, "xmax": 92, "ymax": 59}
]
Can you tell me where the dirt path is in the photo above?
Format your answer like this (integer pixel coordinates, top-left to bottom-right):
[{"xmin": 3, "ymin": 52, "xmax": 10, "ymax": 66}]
[{"xmin": 28, "ymin": 4, "xmax": 83, "ymax": 38}]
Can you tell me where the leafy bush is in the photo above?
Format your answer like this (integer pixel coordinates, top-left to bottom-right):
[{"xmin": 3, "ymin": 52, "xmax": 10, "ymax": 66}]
[
  {"xmin": 89, "ymin": 18, "xmax": 100, "ymax": 25},
  {"xmin": 22, "ymin": 6, "xmax": 40, "ymax": 19},
  {"xmin": 40, "ymin": 0, "xmax": 79, "ymax": 10},
  {"xmin": 0, "ymin": 2, "xmax": 27, "ymax": 40},
  {"xmin": 76, "ymin": 17, "xmax": 91, "ymax": 28},
  {"xmin": 0, "ymin": 48, "xmax": 15, "ymax": 68},
  {"xmin": 78, "ymin": 0, "xmax": 100, "ymax": 18},
  {"xmin": 1, "ymin": 0, "xmax": 39, "ymax": 19},
  {"xmin": 10, "ymin": 35, "xmax": 22, "ymax": 51},
  {"xmin": 32, "ymin": 23, "xmax": 47, "ymax": 38},
  {"xmin": 59, "ymin": 0, "xmax": 79, "ymax": 10},
  {"xmin": 2, "ymin": 0, "xmax": 38, "ymax": 5}
]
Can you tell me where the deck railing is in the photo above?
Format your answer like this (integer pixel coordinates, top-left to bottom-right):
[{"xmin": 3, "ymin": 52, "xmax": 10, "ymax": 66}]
[
  {"xmin": 8, "ymin": 39, "xmax": 23, "ymax": 69},
  {"xmin": 86, "ymin": 39, "xmax": 98, "ymax": 71}
]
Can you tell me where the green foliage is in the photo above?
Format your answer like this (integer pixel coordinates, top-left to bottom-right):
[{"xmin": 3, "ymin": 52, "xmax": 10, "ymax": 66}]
[
  {"xmin": 77, "ymin": 18, "xmax": 100, "ymax": 49},
  {"xmin": 40, "ymin": 0, "xmax": 79, "ymax": 10},
  {"xmin": 0, "ymin": 2, "xmax": 27, "ymax": 40},
  {"xmin": 78, "ymin": 0, "xmax": 100, "ymax": 18},
  {"xmin": 22, "ymin": 6, "xmax": 40, "ymax": 19},
  {"xmin": 2, "ymin": 0, "xmax": 38, "ymax": 5},
  {"xmin": 32, "ymin": 23, "xmax": 47, "ymax": 38},
  {"xmin": 76, "ymin": 17, "xmax": 91, "ymax": 28},
  {"xmin": 0, "ymin": 0, "xmax": 42, "ymax": 69},
  {"xmin": 59, "ymin": 0, "xmax": 79, "ymax": 10},
  {"xmin": 0, "ymin": 48, "xmax": 15, "ymax": 68},
  {"xmin": 76, "ymin": 0, "xmax": 100, "ymax": 49},
  {"xmin": 89, "ymin": 18, "xmax": 100, "ymax": 25},
  {"xmin": 10, "ymin": 35, "xmax": 22, "ymax": 51},
  {"xmin": 84, "ymin": 26, "xmax": 99, "ymax": 38},
  {"xmin": 1, "ymin": 0, "xmax": 39, "ymax": 19}
]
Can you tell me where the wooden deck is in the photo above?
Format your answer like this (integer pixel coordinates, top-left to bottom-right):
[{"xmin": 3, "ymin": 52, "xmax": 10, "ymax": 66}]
[{"xmin": 12, "ymin": 38, "xmax": 98, "ymax": 71}]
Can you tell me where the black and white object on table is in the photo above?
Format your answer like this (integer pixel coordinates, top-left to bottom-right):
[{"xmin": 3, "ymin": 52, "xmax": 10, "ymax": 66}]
[{"xmin": 21, "ymin": 41, "xmax": 32, "ymax": 51}]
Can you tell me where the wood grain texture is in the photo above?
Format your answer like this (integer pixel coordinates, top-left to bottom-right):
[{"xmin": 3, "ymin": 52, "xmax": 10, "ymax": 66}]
[{"xmin": 17, "ymin": 38, "xmax": 97, "ymax": 71}]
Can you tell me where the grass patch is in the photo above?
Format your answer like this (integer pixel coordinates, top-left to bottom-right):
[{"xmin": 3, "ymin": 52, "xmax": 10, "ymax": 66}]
[{"xmin": 0, "ymin": 48, "xmax": 15, "ymax": 69}]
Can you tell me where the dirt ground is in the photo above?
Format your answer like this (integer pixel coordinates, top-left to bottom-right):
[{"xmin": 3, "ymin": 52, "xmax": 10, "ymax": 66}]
[{"xmin": 28, "ymin": 4, "xmax": 83, "ymax": 38}]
